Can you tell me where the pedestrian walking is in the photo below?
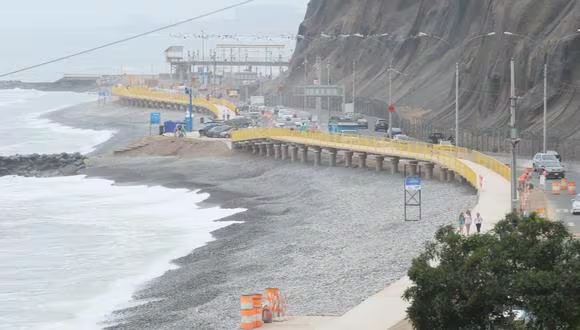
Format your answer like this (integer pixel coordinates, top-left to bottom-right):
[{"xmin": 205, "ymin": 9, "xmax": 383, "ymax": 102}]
[
  {"xmin": 539, "ymin": 170, "xmax": 547, "ymax": 191},
  {"xmin": 475, "ymin": 212, "xmax": 483, "ymax": 233},
  {"xmin": 465, "ymin": 210, "xmax": 473, "ymax": 236},
  {"xmin": 458, "ymin": 212, "xmax": 465, "ymax": 235}
]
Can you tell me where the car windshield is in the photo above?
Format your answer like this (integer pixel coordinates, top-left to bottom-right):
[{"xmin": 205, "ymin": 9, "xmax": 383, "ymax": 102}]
[{"xmin": 541, "ymin": 155, "xmax": 558, "ymax": 161}]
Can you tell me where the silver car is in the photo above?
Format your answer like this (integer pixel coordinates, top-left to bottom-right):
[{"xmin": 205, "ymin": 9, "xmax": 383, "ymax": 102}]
[
  {"xmin": 532, "ymin": 153, "xmax": 559, "ymax": 172},
  {"xmin": 539, "ymin": 160, "xmax": 566, "ymax": 179},
  {"xmin": 572, "ymin": 194, "xmax": 580, "ymax": 215}
]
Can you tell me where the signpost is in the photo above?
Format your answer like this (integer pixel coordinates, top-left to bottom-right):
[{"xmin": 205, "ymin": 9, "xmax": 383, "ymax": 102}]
[
  {"xmin": 149, "ymin": 112, "xmax": 161, "ymax": 136},
  {"xmin": 404, "ymin": 165, "xmax": 422, "ymax": 221}
]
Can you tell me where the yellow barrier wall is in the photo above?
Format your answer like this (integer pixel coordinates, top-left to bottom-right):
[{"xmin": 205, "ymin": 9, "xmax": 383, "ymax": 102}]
[
  {"xmin": 112, "ymin": 86, "xmax": 222, "ymax": 118},
  {"xmin": 232, "ymin": 128, "xmax": 483, "ymax": 188}
]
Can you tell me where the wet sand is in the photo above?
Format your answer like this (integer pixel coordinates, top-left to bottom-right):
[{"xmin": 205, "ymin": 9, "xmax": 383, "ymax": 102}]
[{"xmin": 47, "ymin": 101, "xmax": 477, "ymax": 329}]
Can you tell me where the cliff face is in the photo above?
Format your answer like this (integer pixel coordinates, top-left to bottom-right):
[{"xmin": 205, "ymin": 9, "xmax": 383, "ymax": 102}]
[{"xmin": 288, "ymin": 0, "xmax": 580, "ymax": 139}]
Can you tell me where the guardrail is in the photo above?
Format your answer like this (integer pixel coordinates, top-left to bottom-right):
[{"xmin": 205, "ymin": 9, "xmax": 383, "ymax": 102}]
[
  {"xmin": 112, "ymin": 86, "xmax": 233, "ymax": 119},
  {"xmin": 232, "ymin": 128, "xmax": 490, "ymax": 187}
]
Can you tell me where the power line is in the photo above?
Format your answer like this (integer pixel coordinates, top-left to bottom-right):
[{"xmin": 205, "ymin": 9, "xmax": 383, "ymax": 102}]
[{"xmin": 0, "ymin": 0, "xmax": 255, "ymax": 79}]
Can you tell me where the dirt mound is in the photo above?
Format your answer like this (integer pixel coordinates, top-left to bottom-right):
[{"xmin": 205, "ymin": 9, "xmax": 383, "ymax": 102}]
[{"xmin": 114, "ymin": 136, "xmax": 232, "ymax": 158}]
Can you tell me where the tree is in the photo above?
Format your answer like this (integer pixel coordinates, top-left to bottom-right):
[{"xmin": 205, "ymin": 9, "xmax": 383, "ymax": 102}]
[{"xmin": 403, "ymin": 213, "xmax": 580, "ymax": 329}]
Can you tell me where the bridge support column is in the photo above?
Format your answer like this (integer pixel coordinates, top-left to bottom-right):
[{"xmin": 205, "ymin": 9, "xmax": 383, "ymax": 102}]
[
  {"xmin": 358, "ymin": 153, "xmax": 367, "ymax": 169},
  {"xmin": 290, "ymin": 145, "xmax": 298, "ymax": 163},
  {"xmin": 329, "ymin": 149, "xmax": 337, "ymax": 167},
  {"xmin": 458, "ymin": 176, "xmax": 466, "ymax": 185},
  {"xmin": 440, "ymin": 167, "xmax": 449, "ymax": 182},
  {"xmin": 345, "ymin": 151, "xmax": 354, "ymax": 168},
  {"xmin": 300, "ymin": 146, "xmax": 309, "ymax": 164},
  {"xmin": 409, "ymin": 161, "xmax": 419, "ymax": 177},
  {"xmin": 424, "ymin": 163, "xmax": 435, "ymax": 180},
  {"xmin": 259, "ymin": 143, "xmax": 267, "ymax": 157},
  {"xmin": 274, "ymin": 144, "xmax": 282, "ymax": 160},
  {"xmin": 390, "ymin": 157, "xmax": 400, "ymax": 175},
  {"xmin": 266, "ymin": 143, "xmax": 274, "ymax": 158},
  {"xmin": 252, "ymin": 143, "xmax": 259, "ymax": 155},
  {"xmin": 282, "ymin": 145, "xmax": 289, "ymax": 161},
  {"xmin": 375, "ymin": 156, "xmax": 384, "ymax": 172},
  {"xmin": 448, "ymin": 170, "xmax": 456, "ymax": 182},
  {"xmin": 313, "ymin": 147, "xmax": 322, "ymax": 167}
]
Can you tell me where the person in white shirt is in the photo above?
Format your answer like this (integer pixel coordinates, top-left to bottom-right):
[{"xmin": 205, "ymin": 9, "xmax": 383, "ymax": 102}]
[
  {"xmin": 475, "ymin": 212, "xmax": 483, "ymax": 233},
  {"xmin": 464, "ymin": 210, "xmax": 473, "ymax": 236}
]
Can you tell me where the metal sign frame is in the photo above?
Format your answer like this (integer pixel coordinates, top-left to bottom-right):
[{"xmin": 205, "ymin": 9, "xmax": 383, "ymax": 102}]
[
  {"xmin": 404, "ymin": 164, "xmax": 422, "ymax": 221},
  {"xmin": 294, "ymin": 85, "xmax": 345, "ymax": 97}
]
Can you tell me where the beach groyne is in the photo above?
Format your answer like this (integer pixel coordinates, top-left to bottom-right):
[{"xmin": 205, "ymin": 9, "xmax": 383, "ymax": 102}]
[{"xmin": 0, "ymin": 153, "xmax": 87, "ymax": 177}]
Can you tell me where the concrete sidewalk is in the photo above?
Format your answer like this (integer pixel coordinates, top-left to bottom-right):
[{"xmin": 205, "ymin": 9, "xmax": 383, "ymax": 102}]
[{"xmin": 264, "ymin": 160, "xmax": 511, "ymax": 330}]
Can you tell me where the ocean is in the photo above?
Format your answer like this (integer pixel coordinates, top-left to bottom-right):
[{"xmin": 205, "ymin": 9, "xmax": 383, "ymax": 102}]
[{"xmin": 0, "ymin": 90, "xmax": 244, "ymax": 329}]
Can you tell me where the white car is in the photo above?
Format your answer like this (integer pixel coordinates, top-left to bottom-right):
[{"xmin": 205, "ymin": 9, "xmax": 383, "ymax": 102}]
[{"xmin": 572, "ymin": 194, "xmax": 580, "ymax": 215}]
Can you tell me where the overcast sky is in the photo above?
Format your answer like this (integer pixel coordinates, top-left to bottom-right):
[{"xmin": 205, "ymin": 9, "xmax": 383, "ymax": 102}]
[{"xmin": 0, "ymin": 0, "xmax": 309, "ymax": 81}]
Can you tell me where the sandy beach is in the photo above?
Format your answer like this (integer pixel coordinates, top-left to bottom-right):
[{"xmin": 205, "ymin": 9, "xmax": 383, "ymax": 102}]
[{"xmin": 46, "ymin": 101, "xmax": 477, "ymax": 329}]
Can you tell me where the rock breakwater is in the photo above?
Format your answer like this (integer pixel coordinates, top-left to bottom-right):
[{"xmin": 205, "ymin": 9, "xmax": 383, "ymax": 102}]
[{"xmin": 0, "ymin": 153, "xmax": 88, "ymax": 177}]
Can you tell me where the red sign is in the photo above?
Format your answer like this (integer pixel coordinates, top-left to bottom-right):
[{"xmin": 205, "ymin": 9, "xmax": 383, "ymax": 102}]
[
  {"xmin": 277, "ymin": 85, "xmax": 284, "ymax": 92},
  {"xmin": 388, "ymin": 104, "xmax": 396, "ymax": 113}
]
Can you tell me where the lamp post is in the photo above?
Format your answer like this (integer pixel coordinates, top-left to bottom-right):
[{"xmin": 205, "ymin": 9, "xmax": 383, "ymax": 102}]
[{"xmin": 185, "ymin": 87, "xmax": 193, "ymax": 132}]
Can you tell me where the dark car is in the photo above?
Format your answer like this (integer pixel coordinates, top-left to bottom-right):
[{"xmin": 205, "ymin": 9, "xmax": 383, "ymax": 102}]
[
  {"xmin": 207, "ymin": 125, "xmax": 232, "ymax": 138},
  {"xmin": 540, "ymin": 160, "xmax": 566, "ymax": 179},
  {"xmin": 199, "ymin": 123, "xmax": 222, "ymax": 136},
  {"xmin": 375, "ymin": 119, "xmax": 388, "ymax": 132},
  {"xmin": 428, "ymin": 133, "xmax": 445, "ymax": 144}
]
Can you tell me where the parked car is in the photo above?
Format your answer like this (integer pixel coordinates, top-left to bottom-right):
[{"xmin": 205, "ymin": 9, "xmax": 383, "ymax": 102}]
[
  {"xmin": 538, "ymin": 160, "xmax": 566, "ymax": 179},
  {"xmin": 219, "ymin": 127, "xmax": 234, "ymax": 138},
  {"xmin": 375, "ymin": 119, "xmax": 388, "ymax": 132},
  {"xmin": 572, "ymin": 194, "xmax": 580, "ymax": 215},
  {"xmin": 206, "ymin": 125, "xmax": 232, "ymax": 138},
  {"xmin": 532, "ymin": 153, "xmax": 560, "ymax": 172},
  {"xmin": 199, "ymin": 123, "xmax": 223, "ymax": 136}
]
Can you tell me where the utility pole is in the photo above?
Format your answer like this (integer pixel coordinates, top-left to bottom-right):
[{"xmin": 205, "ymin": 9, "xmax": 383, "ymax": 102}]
[
  {"xmin": 201, "ymin": 30, "xmax": 206, "ymax": 87},
  {"xmin": 353, "ymin": 60, "xmax": 356, "ymax": 113},
  {"xmin": 456, "ymin": 62, "xmax": 460, "ymax": 147},
  {"xmin": 303, "ymin": 58, "xmax": 308, "ymax": 111},
  {"xmin": 543, "ymin": 55, "xmax": 548, "ymax": 153},
  {"xmin": 327, "ymin": 61, "xmax": 331, "ymax": 116},
  {"xmin": 388, "ymin": 65, "xmax": 392, "ymax": 138},
  {"xmin": 509, "ymin": 58, "xmax": 520, "ymax": 214},
  {"xmin": 316, "ymin": 56, "xmax": 322, "ymax": 124}
]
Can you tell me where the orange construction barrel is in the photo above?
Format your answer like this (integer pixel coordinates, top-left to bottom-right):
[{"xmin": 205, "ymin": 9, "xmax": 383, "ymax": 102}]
[
  {"xmin": 569, "ymin": 182, "xmax": 577, "ymax": 195},
  {"xmin": 535, "ymin": 208, "xmax": 546, "ymax": 217},
  {"xmin": 240, "ymin": 295, "xmax": 255, "ymax": 330},
  {"xmin": 561, "ymin": 178, "xmax": 569, "ymax": 190},
  {"xmin": 252, "ymin": 294, "xmax": 263, "ymax": 328},
  {"xmin": 552, "ymin": 182, "xmax": 561, "ymax": 195}
]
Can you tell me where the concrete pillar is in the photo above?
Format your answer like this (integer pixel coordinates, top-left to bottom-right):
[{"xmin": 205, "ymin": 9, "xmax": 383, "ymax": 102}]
[
  {"xmin": 259, "ymin": 143, "xmax": 267, "ymax": 156},
  {"xmin": 375, "ymin": 156, "xmax": 385, "ymax": 172},
  {"xmin": 266, "ymin": 143, "xmax": 274, "ymax": 158},
  {"xmin": 290, "ymin": 145, "xmax": 298, "ymax": 163},
  {"xmin": 274, "ymin": 144, "xmax": 282, "ymax": 160},
  {"xmin": 390, "ymin": 157, "xmax": 400, "ymax": 174},
  {"xmin": 300, "ymin": 146, "xmax": 309, "ymax": 164},
  {"xmin": 448, "ymin": 170, "xmax": 456, "ymax": 182},
  {"xmin": 440, "ymin": 167, "xmax": 449, "ymax": 182},
  {"xmin": 424, "ymin": 163, "xmax": 435, "ymax": 180},
  {"xmin": 345, "ymin": 151, "xmax": 354, "ymax": 168},
  {"xmin": 409, "ymin": 161, "xmax": 419, "ymax": 177},
  {"xmin": 458, "ymin": 176, "xmax": 466, "ymax": 185},
  {"xmin": 252, "ymin": 144, "xmax": 259, "ymax": 155},
  {"xmin": 282, "ymin": 145, "xmax": 289, "ymax": 161},
  {"xmin": 358, "ymin": 153, "xmax": 367, "ymax": 169},
  {"xmin": 329, "ymin": 149, "xmax": 337, "ymax": 167},
  {"xmin": 313, "ymin": 147, "xmax": 322, "ymax": 167}
]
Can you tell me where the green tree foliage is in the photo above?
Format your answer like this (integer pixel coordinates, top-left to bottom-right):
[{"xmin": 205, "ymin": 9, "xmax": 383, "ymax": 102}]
[{"xmin": 403, "ymin": 213, "xmax": 580, "ymax": 329}]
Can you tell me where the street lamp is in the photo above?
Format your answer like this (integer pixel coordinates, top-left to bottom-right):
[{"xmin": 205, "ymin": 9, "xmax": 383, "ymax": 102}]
[{"xmin": 184, "ymin": 87, "xmax": 194, "ymax": 132}]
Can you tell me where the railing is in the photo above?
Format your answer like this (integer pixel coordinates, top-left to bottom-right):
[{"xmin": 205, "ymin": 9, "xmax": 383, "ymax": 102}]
[
  {"xmin": 210, "ymin": 97, "xmax": 239, "ymax": 115},
  {"xmin": 232, "ymin": 128, "xmax": 485, "ymax": 187},
  {"xmin": 112, "ymin": 86, "xmax": 223, "ymax": 118}
]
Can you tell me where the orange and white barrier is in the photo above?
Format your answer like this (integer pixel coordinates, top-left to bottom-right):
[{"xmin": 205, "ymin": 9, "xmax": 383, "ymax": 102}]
[
  {"xmin": 241, "ymin": 295, "xmax": 255, "ymax": 330},
  {"xmin": 265, "ymin": 288, "xmax": 287, "ymax": 322},
  {"xmin": 561, "ymin": 178, "xmax": 569, "ymax": 190},
  {"xmin": 569, "ymin": 182, "xmax": 577, "ymax": 195},
  {"xmin": 552, "ymin": 182, "xmax": 561, "ymax": 195},
  {"xmin": 253, "ymin": 294, "xmax": 263, "ymax": 328},
  {"xmin": 535, "ymin": 208, "xmax": 546, "ymax": 217}
]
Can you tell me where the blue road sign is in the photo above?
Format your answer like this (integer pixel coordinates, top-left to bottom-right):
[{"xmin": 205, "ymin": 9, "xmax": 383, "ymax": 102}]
[
  {"xmin": 405, "ymin": 176, "xmax": 422, "ymax": 191},
  {"xmin": 150, "ymin": 112, "xmax": 161, "ymax": 125}
]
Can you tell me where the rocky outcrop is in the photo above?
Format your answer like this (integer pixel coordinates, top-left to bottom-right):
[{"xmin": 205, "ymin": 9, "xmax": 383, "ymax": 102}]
[
  {"xmin": 0, "ymin": 153, "xmax": 88, "ymax": 177},
  {"xmin": 286, "ymin": 0, "xmax": 580, "ymax": 139}
]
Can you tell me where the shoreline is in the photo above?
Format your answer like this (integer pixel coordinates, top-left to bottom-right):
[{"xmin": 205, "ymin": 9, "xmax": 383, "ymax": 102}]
[{"xmin": 46, "ymin": 100, "xmax": 478, "ymax": 329}]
